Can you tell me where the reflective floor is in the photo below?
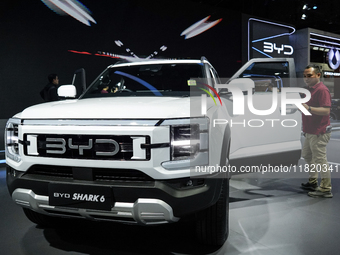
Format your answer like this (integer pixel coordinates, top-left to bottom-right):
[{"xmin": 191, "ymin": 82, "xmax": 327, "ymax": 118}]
[{"xmin": 1, "ymin": 163, "xmax": 340, "ymax": 255}]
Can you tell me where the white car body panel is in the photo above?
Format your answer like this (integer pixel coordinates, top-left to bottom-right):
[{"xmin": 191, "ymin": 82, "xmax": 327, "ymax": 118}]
[{"xmin": 7, "ymin": 57, "xmax": 302, "ymax": 177}]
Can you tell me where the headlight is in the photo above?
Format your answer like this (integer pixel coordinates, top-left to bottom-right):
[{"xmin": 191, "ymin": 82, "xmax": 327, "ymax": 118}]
[
  {"xmin": 162, "ymin": 118, "xmax": 209, "ymax": 170},
  {"xmin": 171, "ymin": 124, "xmax": 200, "ymax": 160},
  {"xmin": 5, "ymin": 118, "xmax": 21, "ymax": 162}
]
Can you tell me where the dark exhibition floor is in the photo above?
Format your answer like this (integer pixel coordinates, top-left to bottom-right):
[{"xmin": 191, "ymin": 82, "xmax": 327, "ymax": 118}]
[{"xmin": 1, "ymin": 162, "xmax": 340, "ymax": 255}]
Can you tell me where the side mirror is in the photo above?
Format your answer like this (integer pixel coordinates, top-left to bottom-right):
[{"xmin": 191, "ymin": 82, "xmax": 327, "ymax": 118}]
[{"xmin": 57, "ymin": 85, "xmax": 77, "ymax": 99}]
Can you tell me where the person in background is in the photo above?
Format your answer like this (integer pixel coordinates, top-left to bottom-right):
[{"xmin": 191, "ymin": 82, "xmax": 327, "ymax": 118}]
[
  {"xmin": 300, "ymin": 64, "xmax": 333, "ymax": 198},
  {"xmin": 40, "ymin": 73, "xmax": 60, "ymax": 102},
  {"xmin": 100, "ymin": 84, "xmax": 109, "ymax": 93}
]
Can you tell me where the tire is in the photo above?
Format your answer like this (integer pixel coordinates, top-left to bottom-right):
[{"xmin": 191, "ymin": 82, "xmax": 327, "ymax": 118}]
[
  {"xmin": 195, "ymin": 178, "xmax": 229, "ymax": 246},
  {"xmin": 23, "ymin": 208, "xmax": 61, "ymax": 227}
]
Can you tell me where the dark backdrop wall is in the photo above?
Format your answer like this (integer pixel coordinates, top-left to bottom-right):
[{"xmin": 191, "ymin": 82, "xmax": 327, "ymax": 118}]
[{"xmin": 0, "ymin": 0, "xmax": 242, "ymax": 119}]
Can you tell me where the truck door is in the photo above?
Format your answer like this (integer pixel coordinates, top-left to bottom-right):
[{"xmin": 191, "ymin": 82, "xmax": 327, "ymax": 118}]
[{"xmin": 223, "ymin": 58, "xmax": 302, "ymax": 169}]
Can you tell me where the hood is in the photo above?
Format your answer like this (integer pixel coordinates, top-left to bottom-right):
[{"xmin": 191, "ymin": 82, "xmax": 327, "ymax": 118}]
[{"xmin": 20, "ymin": 97, "xmax": 204, "ymax": 119}]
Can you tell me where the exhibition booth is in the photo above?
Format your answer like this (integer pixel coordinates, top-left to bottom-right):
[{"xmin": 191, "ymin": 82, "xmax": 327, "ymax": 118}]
[{"xmin": 1, "ymin": 1, "xmax": 340, "ymax": 254}]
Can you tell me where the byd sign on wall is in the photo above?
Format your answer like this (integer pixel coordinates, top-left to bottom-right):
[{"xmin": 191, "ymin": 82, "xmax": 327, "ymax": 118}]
[{"xmin": 248, "ymin": 18, "xmax": 295, "ymax": 59}]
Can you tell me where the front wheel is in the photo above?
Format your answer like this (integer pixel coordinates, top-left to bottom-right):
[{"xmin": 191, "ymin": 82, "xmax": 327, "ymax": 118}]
[{"xmin": 195, "ymin": 178, "xmax": 229, "ymax": 246}]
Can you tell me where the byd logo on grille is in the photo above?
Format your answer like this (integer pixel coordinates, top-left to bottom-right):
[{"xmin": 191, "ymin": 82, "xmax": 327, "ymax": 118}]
[
  {"xmin": 45, "ymin": 138, "xmax": 120, "ymax": 156},
  {"xmin": 25, "ymin": 135, "xmax": 123, "ymax": 157}
]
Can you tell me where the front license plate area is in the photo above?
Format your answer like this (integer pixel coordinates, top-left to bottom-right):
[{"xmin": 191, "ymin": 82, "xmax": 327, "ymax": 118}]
[{"xmin": 48, "ymin": 183, "xmax": 114, "ymax": 211}]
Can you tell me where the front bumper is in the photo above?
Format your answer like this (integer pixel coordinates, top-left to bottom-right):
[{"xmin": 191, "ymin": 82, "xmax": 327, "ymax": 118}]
[
  {"xmin": 12, "ymin": 188, "xmax": 179, "ymax": 225},
  {"xmin": 7, "ymin": 166, "xmax": 223, "ymax": 225}
]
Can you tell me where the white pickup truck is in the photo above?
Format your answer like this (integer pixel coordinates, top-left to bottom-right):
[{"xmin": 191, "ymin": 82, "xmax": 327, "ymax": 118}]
[{"xmin": 5, "ymin": 57, "xmax": 302, "ymax": 246}]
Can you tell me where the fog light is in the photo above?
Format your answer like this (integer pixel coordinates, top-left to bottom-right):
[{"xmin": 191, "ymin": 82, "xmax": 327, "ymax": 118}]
[
  {"xmin": 186, "ymin": 180, "xmax": 193, "ymax": 187},
  {"xmin": 163, "ymin": 178, "xmax": 205, "ymax": 189}
]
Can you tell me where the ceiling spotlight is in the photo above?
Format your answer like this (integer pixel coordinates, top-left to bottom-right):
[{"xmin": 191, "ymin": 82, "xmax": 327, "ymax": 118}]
[
  {"xmin": 313, "ymin": 6, "xmax": 317, "ymax": 9},
  {"xmin": 312, "ymin": 46, "xmax": 319, "ymax": 50},
  {"xmin": 324, "ymin": 48, "xmax": 330, "ymax": 52},
  {"xmin": 301, "ymin": 14, "xmax": 307, "ymax": 20},
  {"xmin": 302, "ymin": 4, "xmax": 312, "ymax": 10},
  {"xmin": 319, "ymin": 47, "xmax": 325, "ymax": 51}
]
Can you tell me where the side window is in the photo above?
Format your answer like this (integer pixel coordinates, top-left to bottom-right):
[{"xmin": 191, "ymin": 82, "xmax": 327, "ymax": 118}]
[{"xmin": 239, "ymin": 62, "xmax": 289, "ymax": 92}]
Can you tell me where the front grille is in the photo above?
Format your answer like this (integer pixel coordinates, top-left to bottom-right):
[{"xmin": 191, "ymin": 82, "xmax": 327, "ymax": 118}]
[
  {"xmin": 23, "ymin": 134, "xmax": 150, "ymax": 161},
  {"xmin": 26, "ymin": 165, "xmax": 154, "ymax": 183},
  {"xmin": 27, "ymin": 165, "xmax": 73, "ymax": 179},
  {"xmin": 94, "ymin": 169, "xmax": 153, "ymax": 182}
]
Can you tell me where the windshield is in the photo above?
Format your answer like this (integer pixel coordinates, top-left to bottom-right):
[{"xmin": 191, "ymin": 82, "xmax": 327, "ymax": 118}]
[{"xmin": 81, "ymin": 63, "xmax": 205, "ymax": 98}]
